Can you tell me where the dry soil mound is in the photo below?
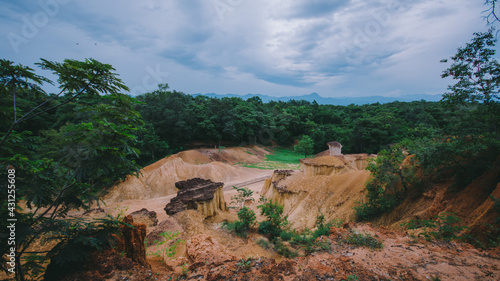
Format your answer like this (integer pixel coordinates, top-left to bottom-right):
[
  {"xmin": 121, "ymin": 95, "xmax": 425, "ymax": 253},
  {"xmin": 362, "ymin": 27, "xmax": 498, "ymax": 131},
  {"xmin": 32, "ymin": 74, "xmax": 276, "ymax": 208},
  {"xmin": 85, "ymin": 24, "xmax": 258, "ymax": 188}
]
[{"xmin": 104, "ymin": 147, "xmax": 269, "ymax": 202}]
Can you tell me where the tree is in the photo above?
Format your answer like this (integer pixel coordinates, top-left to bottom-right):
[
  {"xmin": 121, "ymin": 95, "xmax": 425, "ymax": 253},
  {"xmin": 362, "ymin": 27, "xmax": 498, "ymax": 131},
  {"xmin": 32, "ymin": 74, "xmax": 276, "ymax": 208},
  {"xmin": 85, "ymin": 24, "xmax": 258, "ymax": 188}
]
[
  {"xmin": 441, "ymin": 28, "xmax": 500, "ymax": 134},
  {"xmin": 294, "ymin": 135, "xmax": 314, "ymax": 157},
  {"xmin": 484, "ymin": 1, "xmax": 500, "ymax": 25},
  {"xmin": 0, "ymin": 58, "xmax": 141, "ymax": 281}
]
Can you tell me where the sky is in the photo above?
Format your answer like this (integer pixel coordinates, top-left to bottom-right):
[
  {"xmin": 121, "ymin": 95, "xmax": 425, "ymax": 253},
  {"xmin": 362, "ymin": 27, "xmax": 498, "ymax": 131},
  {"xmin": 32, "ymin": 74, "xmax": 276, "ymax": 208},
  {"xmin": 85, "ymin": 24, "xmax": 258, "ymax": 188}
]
[{"xmin": 0, "ymin": 0, "xmax": 496, "ymax": 99}]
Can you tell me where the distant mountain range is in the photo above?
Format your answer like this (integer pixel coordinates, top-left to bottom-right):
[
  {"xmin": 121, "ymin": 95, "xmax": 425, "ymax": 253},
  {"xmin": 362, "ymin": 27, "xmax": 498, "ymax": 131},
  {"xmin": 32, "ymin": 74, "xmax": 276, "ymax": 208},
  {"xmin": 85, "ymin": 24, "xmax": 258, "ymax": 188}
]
[{"xmin": 193, "ymin": 92, "xmax": 443, "ymax": 106}]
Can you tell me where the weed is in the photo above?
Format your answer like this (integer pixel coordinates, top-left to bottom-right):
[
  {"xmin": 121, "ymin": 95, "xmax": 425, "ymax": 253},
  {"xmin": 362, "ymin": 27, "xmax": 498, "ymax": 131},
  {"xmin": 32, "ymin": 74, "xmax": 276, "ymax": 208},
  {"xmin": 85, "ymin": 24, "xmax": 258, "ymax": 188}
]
[
  {"xmin": 230, "ymin": 186, "xmax": 254, "ymax": 209},
  {"xmin": 236, "ymin": 258, "xmax": 253, "ymax": 271},
  {"xmin": 340, "ymin": 231, "xmax": 383, "ymax": 249},
  {"xmin": 181, "ymin": 263, "xmax": 189, "ymax": 276},
  {"xmin": 114, "ymin": 204, "xmax": 129, "ymax": 221},
  {"xmin": 343, "ymin": 272, "xmax": 359, "ymax": 281},
  {"xmin": 256, "ymin": 238, "xmax": 272, "ymax": 249},
  {"xmin": 223, "ymin": 206, "xmax": 256, "ymax": 238}
]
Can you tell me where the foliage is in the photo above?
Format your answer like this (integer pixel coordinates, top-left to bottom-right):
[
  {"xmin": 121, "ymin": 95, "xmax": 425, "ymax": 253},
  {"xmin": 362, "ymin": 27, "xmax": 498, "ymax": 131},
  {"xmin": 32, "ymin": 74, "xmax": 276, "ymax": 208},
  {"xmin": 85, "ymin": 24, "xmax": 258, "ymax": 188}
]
[
  {"xmin": 148, "ymin": 231, "xmax": 183, "ymax": 258},
  {"xmin": 0, "ymin": 58, "xmax": 141, "ymax": 281},
  {"xmin": 256, "ymin": 238, "xmax": 272, "ymax": 249},
  {"xmin": 441, "ymin": 28, "xmax": 500, "ymax": 135},
  {"xmin": 354, "ymin": 144, "xmax": 418, "ymax": 221},
  {"xmin": 294, "ymin": 135, "xmax": 314, "ymax": 157},
  {"xmin": 230, "ymin": 186, "xmax": 254, "ymax": 209},
  {"xmin": 257, "ymin": 197, "xmax": 289, "ymax": 239},
  {"xmin": 340, "ymin": 231, "xmax": 384, "ymax": 249},
  {"xmin": 224, "ymin": 186, "xmax": 257, "ymax": 237},
  {"xmin": 259, "ymin": 213, "xmax": 340, "ymax": 256},
  {"xmin": 223, "ymin": 207, "xmax": 256, "ymax": 238},
  {"xmin": 343, "ymin": 272, "xmax": 360, "ymax": 281},
  {"xmin": 135, "ymin": 83, "xmax": 458, "ymax": 160},
  {"xmin": 403, "ymin": 212, "xmax": 469, "ymax": 242},
  {"xmin": 271, "ymin": 238, "xmax": 298, "ymax": 258}
]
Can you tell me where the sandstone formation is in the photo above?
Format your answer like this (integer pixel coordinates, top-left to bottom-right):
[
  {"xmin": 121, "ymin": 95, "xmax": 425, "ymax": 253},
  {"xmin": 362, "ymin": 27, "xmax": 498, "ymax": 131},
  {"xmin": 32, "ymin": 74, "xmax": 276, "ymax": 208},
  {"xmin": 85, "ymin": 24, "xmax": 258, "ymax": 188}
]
[
  {"xmin": 129, "ymin": 208, "xmax": 158, "ymax": 227},
  {"xmin": 327, "ymin": 141, "xmax": 342, "ymax": 155},
  {"xmin": 164, "ymin": 178, "xmax": 228, "ymax": 219},
  {"xmin": 116, "ymin": 215, "xmax": 150, "ymax": 268},
  {"xmin": 300, "ymin": 156, "xmax": 344, "ymax": 176},
  {"xmin": 261, "ymin": 154, "xmax": 374, "ymax": 230}
]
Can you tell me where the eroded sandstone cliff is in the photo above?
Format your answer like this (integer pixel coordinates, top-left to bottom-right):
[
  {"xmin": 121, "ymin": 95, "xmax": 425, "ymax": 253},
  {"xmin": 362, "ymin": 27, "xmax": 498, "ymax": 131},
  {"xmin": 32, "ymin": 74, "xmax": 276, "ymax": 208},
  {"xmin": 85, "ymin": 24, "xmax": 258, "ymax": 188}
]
[{"xmin": 261, "ymin": 154, "xmax": 374, "ymax": 230}]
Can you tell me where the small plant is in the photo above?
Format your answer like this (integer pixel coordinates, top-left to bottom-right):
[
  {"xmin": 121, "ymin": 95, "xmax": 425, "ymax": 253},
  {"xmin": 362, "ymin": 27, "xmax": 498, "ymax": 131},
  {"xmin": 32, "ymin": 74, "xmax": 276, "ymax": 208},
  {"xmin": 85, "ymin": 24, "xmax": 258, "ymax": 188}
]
[
  {"xmin": 230, "ymin": 186, "xmax": 254, "ymax": 209},
  {"xmin": 340, "ymin": 231, "xmax": 383, "ymax": 249},
  {"xmin": 343, "ymin": 272, "xmax": 359, "ymax": 281},
  {"xmin": 403, "ymin": 212, "xmax": 468, "ymax": 242},
  {"xmin": 272, "ymin": 238, "xmax": 298, "ymax": 258},
  {"xmin": 147, "ymin": 231, "xmax": 183, "ymax": 258},
  {"xmin": 236, "ymin": 258, "xmax": 253, "ymax": 271},
  {"xmin": 256, "ymin": 238, "xmax": 272, "ymax": 249},
  {"xmin": 223, "ymin": 206, "xmax": 256, "ymax": 238},
  {"xmin": 257, "ymin": 196, "xmax": 289, "ymax": 239},
  {"xmin": 180, "ymin": 262, "xmax": 189, "ymax": 276},
  {"xmin": 114, "ymin": 204, "xmax": 129, "ymax": 221}
]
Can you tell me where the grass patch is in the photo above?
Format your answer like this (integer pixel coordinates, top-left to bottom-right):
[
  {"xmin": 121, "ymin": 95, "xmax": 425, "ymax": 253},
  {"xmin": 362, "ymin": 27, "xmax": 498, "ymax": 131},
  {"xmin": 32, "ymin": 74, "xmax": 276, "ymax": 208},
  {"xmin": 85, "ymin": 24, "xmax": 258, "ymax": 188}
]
[{"xmin": 238, "ymin": 148, "xmax": 304, "ymax": 170}]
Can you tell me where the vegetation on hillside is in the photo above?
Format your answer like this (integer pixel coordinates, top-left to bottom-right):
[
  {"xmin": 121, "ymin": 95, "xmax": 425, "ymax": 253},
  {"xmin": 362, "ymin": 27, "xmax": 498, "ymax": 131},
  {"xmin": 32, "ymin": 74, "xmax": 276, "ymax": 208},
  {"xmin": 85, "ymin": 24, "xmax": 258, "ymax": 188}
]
[{"xmin": 354, "ymin": 29, "xmax": 500, "ymax": 245}]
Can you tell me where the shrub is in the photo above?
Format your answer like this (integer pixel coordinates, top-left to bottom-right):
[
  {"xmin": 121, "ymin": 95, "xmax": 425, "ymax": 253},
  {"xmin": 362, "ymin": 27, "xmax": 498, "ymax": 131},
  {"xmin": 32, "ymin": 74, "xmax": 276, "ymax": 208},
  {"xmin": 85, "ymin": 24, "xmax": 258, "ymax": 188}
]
[
  {"xmin": 340, "ymin": 231, "xmax": 383, "ymax": 249},
  {"xmin": 223, "ymin": 206, "xmax": 256, "ymax": 238},
  {"xmin": 257, "ymin": 197, "xmax": 289, "ymax": 239},
  {"xmin": 354, "ymin": 145, "xmax": 418, "ymax": 221},
  {"xmin": 403, "ymin": 212, "xmax": 468, "ymax": 242}
]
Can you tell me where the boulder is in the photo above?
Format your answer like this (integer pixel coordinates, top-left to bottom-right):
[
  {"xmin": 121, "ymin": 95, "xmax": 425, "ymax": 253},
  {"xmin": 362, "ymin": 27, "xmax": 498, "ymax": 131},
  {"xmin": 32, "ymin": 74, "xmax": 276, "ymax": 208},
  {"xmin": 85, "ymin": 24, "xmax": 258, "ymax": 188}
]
[{"xmin": 129, "ymin": 208, "xmax": 158, "ymax": 227}]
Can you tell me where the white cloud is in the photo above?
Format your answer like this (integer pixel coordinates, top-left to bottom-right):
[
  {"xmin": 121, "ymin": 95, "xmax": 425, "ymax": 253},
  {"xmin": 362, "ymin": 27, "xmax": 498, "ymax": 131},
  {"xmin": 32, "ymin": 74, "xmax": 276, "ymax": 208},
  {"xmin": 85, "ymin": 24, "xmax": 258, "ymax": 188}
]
[{"xmin": 0, "ymin": 0, "xmax": 492, "ymax": 98}]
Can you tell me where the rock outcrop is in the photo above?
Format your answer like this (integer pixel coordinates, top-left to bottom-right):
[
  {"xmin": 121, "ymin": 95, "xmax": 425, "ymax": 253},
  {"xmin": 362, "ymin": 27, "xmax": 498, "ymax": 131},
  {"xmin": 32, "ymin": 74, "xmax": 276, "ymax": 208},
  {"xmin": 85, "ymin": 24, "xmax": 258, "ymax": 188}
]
[
  {"xmin": 261, "ymin": 154, "xmax": 374, "ymax": 230},
  {"xmin": 129, "ymin": 208, "xmax": 158, "ymax": 227},
  {"xmin": 300, "ymin": 156, "xmax": 345, "ymax": 176},
  {"xmin": 164, "ymin": 178, "xmax": 228, "ymax": 219},
  {"xmin": 261, "ymin": 169, "xmax": 295, "ymax": 196},
  {"xmin": 116, "ymin": 215, "xmax": 150, "ymax": 268}
]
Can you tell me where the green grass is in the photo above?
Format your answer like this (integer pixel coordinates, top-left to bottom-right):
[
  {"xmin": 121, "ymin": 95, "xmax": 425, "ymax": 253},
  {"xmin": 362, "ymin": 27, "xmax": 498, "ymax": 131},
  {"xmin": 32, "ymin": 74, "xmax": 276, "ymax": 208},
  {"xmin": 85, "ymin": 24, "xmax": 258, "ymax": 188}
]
[{"xmin": 238, "ymin": 148, "xmax": 304, "ymax": 170}]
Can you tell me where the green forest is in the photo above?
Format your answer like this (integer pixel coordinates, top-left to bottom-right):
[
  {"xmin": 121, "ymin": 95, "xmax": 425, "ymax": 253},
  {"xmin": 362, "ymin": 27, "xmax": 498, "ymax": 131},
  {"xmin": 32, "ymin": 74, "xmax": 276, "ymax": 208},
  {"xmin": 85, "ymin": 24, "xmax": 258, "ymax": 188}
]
[{"xmin": 1, "ymin": 27, "xmax": 499, "ymax": 280}]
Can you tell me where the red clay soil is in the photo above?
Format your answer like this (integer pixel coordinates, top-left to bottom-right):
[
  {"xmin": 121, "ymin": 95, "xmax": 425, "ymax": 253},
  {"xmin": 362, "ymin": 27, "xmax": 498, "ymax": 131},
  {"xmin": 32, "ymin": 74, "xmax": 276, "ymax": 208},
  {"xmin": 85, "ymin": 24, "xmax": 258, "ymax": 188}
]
[{"xmin": 146, "ymin": 223, "xmax": 500, "ymax": 281}]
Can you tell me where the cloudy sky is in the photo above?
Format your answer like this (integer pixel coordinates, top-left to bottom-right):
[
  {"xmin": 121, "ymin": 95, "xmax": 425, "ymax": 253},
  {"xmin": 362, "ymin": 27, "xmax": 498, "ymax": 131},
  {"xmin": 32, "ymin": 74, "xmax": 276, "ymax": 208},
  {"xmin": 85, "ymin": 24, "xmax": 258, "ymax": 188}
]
[{"xmin": 0, "ymin": 0, "xmax": 495, "ymax": 99}]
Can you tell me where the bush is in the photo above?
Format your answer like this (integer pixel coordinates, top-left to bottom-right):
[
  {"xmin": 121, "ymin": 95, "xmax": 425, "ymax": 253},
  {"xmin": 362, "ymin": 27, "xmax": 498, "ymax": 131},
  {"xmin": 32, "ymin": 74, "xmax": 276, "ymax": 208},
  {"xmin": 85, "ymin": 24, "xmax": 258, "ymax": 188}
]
[
  {"xmin": 280, "ymin": 230, "xmax": 294, "ymax": 241},
  {"xmin": 403, "ymin": 212, "xmax": 468, "ymax": 242},
  {"xmin": 258, "ymin": 221, "xmax": 281, "ymax": 238},
  {"xmin": 257, "ymin": 197, "xmax": 288, "ymax": 239},
  {"xmin": 272, "ymin": 238, "xmax": 298, "ymax": 258},
  {"xmin": 354, "ymin": 144, "xmax": 418, "ymax": 221},
  {"xmin": 340, "ymin": 231, "xmax": 383, "ymax": 249},
  {"xmin": 223, "ymin": 206, "xmax": 256, "ymax": 238}
]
